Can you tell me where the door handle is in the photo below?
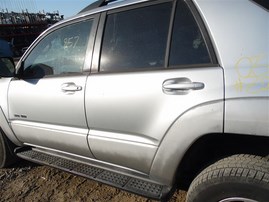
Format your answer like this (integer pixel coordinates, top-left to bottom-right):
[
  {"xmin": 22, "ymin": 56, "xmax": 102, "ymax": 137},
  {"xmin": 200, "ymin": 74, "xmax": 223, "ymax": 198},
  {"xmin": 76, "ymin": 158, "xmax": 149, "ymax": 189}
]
[
  {"xmin": 163, "ymin": 82, "xmax": 204, "ymax": 90},
  {"xmin": 162, "ymin": 78, "xmax": 204, "ymax": 95},
  {"xmin": 61, "ymin": 82, "xmax": 82, "ymax": 92}
]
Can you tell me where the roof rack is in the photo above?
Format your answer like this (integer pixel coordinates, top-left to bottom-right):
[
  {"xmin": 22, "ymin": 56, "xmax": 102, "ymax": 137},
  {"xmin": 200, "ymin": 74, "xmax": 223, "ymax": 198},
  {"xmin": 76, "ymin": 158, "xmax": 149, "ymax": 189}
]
[{"xmin": 78, "ymin": 0, "xmax": 118, "ymax": 14}]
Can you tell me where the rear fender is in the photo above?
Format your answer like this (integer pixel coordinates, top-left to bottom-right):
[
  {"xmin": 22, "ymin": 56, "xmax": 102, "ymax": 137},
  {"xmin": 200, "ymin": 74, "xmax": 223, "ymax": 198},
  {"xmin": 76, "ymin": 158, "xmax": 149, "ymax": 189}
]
[{"xmin": 225, "ymin": 98, "xmax": 269, "ymax": 136}]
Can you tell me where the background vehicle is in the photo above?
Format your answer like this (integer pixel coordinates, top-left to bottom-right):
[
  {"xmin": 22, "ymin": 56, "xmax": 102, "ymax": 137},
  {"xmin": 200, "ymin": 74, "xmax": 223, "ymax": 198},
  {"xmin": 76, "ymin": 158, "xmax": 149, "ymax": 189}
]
[
  {"xmin": 0, "ymin": 38, "xmax": 13, "ymax": 57},
  {"xmin": 0, "ymin": 0, "xmax": 268, "ymax": 201}
]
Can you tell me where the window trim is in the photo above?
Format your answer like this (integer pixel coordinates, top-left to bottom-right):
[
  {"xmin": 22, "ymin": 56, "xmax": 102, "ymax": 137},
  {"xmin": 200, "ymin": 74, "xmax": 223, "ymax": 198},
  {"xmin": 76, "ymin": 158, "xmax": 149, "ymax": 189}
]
[
  {"xmin": 91, "ymin": 13, "xmax": 106, "ymax": 73},
  {"xmin": 106, "ymin": 0, "xmax": 173, "ymax": 15},
  {"xmin": 164, "ymin": 0, "xmax": 177, "ymax": 68}
]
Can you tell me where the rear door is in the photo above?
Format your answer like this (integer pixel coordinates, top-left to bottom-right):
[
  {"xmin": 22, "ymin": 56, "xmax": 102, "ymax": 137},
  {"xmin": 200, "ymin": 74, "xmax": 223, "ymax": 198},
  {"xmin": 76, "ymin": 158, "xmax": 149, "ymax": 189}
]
[
  {"xmin": 8, "ymin": 15, "xmax": 99, "ymax": 158},
  {"xmin": 85, "ymin": 0, "xmax": 223, "ymax": 173}
]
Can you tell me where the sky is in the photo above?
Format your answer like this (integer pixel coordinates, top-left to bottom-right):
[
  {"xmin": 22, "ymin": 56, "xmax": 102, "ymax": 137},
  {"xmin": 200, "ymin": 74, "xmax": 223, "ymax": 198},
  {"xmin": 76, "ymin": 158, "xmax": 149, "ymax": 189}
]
[
  {"xmin": 0, "ymin": 0, "xmax": 96, "ymax": 19},
  {"xmin": 35, "ymin": 0, "xmax": 96, "ymax": 18}
]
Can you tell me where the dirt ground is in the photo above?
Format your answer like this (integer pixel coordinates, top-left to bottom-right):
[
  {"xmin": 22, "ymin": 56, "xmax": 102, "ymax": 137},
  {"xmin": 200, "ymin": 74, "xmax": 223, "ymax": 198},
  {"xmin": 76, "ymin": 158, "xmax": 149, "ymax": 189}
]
[{"xmin": 0, "ymin": 161, "xmax": 186, "ymax": 202}]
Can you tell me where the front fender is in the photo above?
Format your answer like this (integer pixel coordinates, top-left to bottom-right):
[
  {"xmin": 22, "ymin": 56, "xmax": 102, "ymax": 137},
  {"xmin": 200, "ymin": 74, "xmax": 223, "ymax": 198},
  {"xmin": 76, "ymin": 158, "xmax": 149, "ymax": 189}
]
[
  {"xmin": 0, "ymin": 78, "xmax": 22, "ymax": 146},
  {"xmin": 0, "ymin": 106, "xmax": 22, "ymax": 146}
]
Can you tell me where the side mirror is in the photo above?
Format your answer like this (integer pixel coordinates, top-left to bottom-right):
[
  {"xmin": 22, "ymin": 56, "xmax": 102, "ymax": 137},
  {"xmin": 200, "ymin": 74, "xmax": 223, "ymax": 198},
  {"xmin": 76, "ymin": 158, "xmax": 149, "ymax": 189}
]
[
  {"xmin": 0, "ymin": 57, "xmax": 15, "ymax": 77},
  {"xmin": 22, "ymin": 63, "xmax": 53, "ymax": 79}
]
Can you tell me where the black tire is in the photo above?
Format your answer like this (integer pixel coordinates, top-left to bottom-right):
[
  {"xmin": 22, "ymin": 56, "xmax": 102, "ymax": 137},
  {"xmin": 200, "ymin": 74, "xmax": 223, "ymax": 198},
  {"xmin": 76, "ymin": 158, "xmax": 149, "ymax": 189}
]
[
  {"xmin": 0, "ymin": 130, "xmax": 18, "ymax": 168},
  {"xmin": 186, "ymin": 154, "xmax": 269, "ymax": 202}
]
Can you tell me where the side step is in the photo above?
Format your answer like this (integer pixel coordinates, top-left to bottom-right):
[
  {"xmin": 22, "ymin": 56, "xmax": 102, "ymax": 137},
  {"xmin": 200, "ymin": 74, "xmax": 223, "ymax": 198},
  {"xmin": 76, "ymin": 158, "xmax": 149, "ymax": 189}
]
[{"xmin": 15, "ymin": 147, "xmax": 170, "ymax": 201}]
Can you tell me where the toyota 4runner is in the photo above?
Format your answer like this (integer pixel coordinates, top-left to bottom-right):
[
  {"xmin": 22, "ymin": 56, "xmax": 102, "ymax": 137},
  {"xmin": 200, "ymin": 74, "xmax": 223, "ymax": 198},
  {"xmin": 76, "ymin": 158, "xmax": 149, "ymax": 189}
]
[{"xmin": 0, "ymin": 0, "xmax": 268, "ymax": 201}]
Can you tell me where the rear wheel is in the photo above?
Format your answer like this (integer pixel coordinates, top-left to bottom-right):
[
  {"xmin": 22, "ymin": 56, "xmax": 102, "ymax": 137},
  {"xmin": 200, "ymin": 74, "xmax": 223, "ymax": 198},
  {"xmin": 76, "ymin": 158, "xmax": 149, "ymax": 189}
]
[
  {"xmin": 186, "ymin": 154, "xmax": 269, "ymax": 202},
  {"xmin": 0, "ymin": 130, "xmax": 18, "ymax": 168}
]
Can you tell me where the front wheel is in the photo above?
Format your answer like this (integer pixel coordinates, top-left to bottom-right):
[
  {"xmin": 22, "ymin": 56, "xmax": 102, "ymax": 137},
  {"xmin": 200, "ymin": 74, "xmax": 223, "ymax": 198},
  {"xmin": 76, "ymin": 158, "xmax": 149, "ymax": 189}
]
[
  {"xmin": 0, "ymin": 130, "xmax": 18, "ymax": 168},
  {"xmin": 186, "ymin": 154, "xmax": 269, "ymax": 202}
]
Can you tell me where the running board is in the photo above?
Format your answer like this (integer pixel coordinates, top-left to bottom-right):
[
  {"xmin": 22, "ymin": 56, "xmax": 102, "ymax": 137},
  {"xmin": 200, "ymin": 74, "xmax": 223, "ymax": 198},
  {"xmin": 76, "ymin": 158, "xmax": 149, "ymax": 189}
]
[{"xmin": 15, "ymin": 147, "xmax": 170, "ymax": 201}]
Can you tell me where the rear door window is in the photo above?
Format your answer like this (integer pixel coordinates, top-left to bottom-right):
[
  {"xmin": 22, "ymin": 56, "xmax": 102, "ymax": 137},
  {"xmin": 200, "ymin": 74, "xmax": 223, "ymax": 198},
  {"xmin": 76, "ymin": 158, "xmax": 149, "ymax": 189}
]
[{"xmin": 100, "ymin": 2, "xmax": 172, "ymax": 72}]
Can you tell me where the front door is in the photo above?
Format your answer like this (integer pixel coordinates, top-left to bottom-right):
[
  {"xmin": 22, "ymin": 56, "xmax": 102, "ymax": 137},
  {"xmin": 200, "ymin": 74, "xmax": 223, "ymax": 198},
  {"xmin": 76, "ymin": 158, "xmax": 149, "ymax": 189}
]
[{"xmin": 8, "ymin": 16, "xmax": 98, "ymax": 158}]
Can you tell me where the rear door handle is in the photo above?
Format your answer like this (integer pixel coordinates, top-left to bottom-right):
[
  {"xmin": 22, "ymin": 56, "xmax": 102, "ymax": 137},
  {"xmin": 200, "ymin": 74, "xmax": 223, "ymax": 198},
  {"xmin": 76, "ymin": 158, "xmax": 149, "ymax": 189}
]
[
  {"xmin": 61, "ymin": 82, "xmax": 82, "ymax": 92},
  {"xmin": 162, "ymin": 78, "xmax": 204, "ymax": 95},
  {"xmin": 163, "ymin": 82, "xmax": 204, "ymax": 90}
]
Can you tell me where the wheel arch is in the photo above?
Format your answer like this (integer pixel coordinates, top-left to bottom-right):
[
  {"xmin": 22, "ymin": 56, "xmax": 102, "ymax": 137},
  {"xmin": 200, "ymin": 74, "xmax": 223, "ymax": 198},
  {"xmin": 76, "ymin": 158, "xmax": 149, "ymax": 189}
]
[
  {"xmin": 0, "ymin": 106, "xmax": 22, "ymax": 146},
  {"xmin": 149, "ymin": 99, "xmax": 269, "ymax": 189},
  {"xmin": 174, "ymin": 133, "xmax": 269, "ymax": 190},
  {"xmin": 149, "ymin": 101, "xmax": 224, "ymax": 186}
]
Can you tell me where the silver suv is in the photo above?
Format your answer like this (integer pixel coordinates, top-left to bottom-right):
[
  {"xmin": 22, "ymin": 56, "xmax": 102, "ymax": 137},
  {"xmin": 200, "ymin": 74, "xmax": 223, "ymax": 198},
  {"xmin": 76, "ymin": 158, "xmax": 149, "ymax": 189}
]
[{"xmin": 0, "ymin": 0, "xmax": 268, "ymax": 201}]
